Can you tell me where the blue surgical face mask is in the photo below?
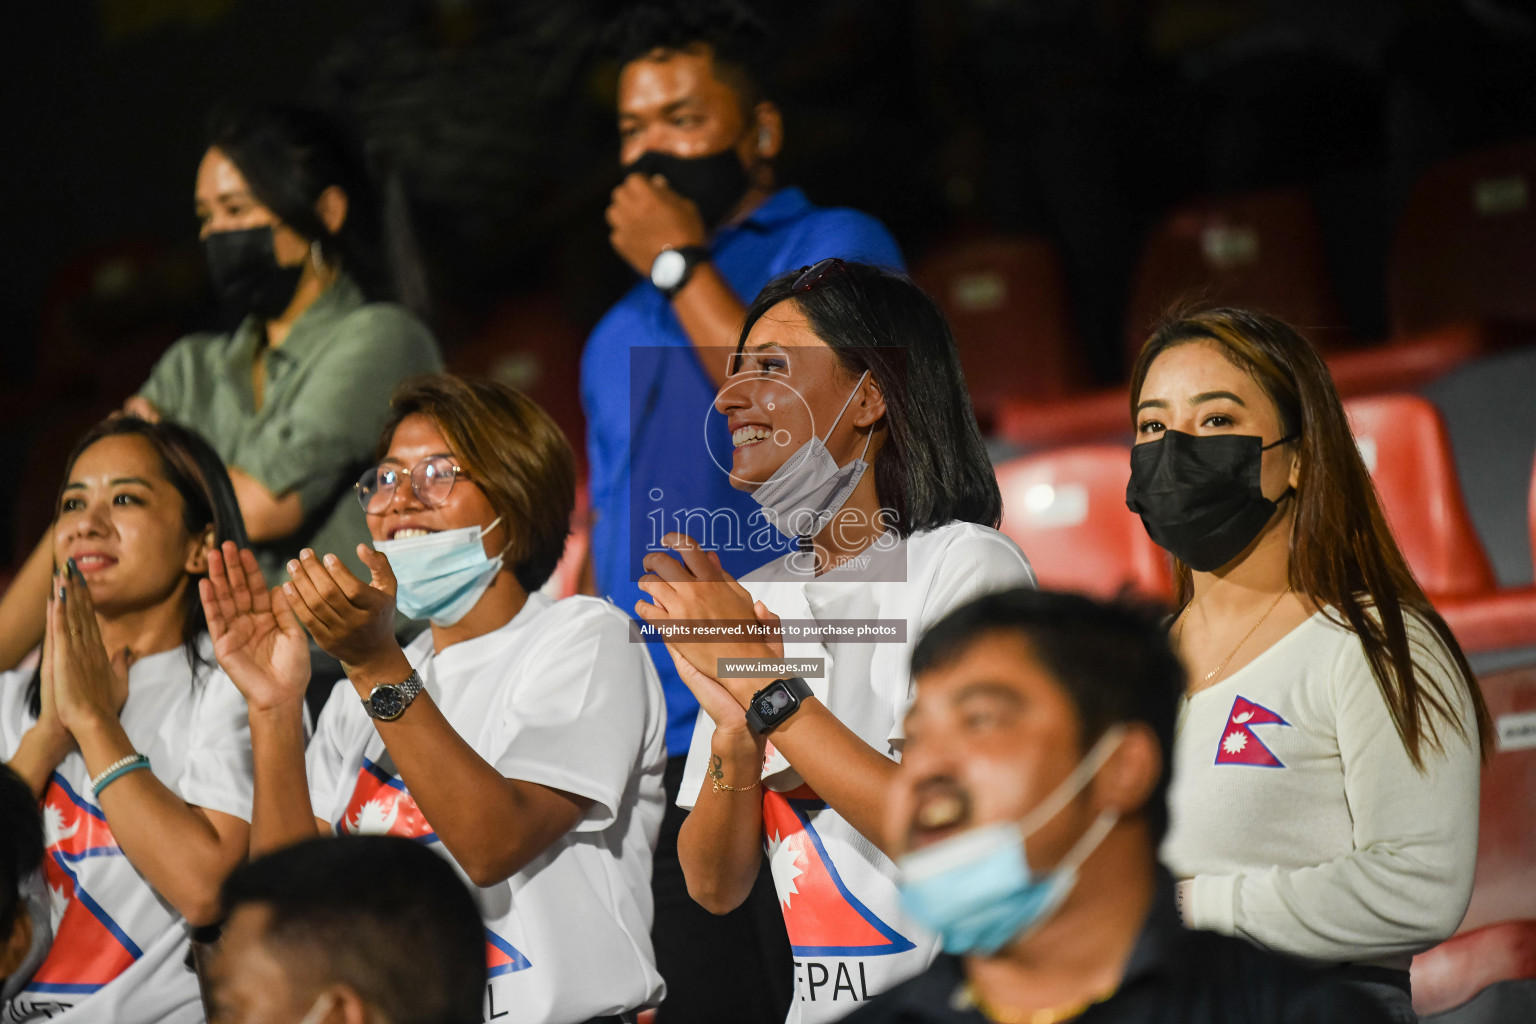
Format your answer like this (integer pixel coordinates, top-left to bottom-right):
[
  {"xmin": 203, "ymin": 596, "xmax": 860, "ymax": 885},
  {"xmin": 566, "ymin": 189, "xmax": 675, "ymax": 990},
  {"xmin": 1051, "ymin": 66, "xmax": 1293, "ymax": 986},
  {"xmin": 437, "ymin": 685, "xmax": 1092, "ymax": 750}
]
[
  {"xmin": 374, "ymin": 518, "xmax": 505, "ymax": 626},
  {"xmin": 897, "ymin": 726, "xmax": 1127, "ymax": 955}
]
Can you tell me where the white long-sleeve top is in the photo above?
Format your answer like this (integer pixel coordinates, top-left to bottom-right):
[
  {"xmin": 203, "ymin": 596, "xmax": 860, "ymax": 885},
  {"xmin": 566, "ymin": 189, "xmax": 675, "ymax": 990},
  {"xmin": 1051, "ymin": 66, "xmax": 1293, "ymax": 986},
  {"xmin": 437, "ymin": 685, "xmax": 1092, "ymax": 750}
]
[{"xmin": 1161, "ymin": 608, "xmax": 1481, "ymax": 971}]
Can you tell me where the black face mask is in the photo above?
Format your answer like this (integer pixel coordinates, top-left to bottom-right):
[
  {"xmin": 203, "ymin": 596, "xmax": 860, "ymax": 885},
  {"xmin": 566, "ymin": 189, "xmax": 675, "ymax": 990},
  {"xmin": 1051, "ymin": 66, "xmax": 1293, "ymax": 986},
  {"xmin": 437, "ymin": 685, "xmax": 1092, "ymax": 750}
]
[
  {"xmin": 203, "ymin": 226, "xmax": 304, "ymax": 321},
  {"xmin": 1125, "ymin": 430, "xmax": 1297, "ymax": 572},
  {"xmin": 625, "ymin": 147, "xmax": 752, "ymax": 229}
]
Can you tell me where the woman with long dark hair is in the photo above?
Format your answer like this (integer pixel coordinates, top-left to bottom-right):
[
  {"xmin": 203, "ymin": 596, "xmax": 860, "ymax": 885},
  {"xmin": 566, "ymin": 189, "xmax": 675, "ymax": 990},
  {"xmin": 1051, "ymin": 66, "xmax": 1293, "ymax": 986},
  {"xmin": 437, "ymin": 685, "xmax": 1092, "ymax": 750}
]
[
  {"xmin": 1126, "ymin": 307, "xmax": 1488, "ymax": 1021},
  {"xmin": 0, "ymin": 103, "xmax": 441, "ymax": 673},
  {"xmin": 635, "ymin": 261, "xmax": 1035, "ymax": 1019},
  {"xmin": 0, "ymin": 417, "xmax": 253, "ymax": 1023}
]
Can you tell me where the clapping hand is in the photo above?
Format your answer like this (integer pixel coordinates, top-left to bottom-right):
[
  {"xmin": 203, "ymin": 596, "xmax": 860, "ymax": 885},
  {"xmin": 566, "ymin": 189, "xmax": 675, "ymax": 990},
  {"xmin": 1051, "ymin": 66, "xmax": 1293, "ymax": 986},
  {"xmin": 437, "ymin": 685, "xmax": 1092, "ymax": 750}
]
[
  {"xmin": 200, "ymin": 542, "xmax": 310, "ymax": 714},
  {"xmin": 282, "ymin": 545, "xmax": 399, "ymax": 671}
]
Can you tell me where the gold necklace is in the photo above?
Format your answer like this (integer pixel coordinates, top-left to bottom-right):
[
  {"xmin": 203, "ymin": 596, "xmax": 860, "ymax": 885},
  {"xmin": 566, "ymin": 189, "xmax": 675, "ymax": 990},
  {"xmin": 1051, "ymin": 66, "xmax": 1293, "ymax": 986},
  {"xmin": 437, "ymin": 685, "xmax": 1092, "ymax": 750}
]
[
  {"xmin": 956, "ymin": 980, "xmax": 1117, "ymax": 1024},
  {"xmin": 1177, "ymin": 585, "xmax": 1292, "ymax": 687}
]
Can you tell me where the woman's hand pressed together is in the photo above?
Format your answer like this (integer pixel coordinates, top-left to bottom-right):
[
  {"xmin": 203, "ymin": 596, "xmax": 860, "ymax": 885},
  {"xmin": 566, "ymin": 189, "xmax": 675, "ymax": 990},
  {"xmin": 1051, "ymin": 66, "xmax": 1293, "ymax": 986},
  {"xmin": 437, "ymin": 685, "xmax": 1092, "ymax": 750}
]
[{"xmin": 49, "ymin": 561, "xmax": 131, "ymax": 736}]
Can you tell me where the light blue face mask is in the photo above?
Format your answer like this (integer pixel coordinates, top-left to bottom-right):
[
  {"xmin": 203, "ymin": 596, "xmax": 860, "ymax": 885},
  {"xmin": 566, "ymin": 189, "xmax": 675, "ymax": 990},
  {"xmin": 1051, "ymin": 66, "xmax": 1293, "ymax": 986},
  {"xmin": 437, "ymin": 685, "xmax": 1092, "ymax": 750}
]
[
  {"xmin": 896, "ymin": 725, "xmax": 1126, "ymax": 956},
  {"xmin": 373, "ymin": 518, "xmax": 505, "ymax": 626}
]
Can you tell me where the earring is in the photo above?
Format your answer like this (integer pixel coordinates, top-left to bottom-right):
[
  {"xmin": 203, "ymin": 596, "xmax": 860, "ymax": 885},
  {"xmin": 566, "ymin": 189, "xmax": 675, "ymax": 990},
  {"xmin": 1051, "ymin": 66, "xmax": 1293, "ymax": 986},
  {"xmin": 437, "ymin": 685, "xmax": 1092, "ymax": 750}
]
[{"xmin": 310, "ymin": 240, "xmax": 326, "ymax": 272}]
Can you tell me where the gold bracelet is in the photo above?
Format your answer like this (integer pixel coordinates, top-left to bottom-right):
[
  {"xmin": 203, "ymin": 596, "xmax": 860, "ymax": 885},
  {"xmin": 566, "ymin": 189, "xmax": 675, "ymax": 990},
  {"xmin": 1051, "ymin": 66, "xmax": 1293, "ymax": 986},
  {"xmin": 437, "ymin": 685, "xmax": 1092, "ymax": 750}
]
[{"xmin": 709, "ymin": 759, "xmax": 760, "ymax": 794}]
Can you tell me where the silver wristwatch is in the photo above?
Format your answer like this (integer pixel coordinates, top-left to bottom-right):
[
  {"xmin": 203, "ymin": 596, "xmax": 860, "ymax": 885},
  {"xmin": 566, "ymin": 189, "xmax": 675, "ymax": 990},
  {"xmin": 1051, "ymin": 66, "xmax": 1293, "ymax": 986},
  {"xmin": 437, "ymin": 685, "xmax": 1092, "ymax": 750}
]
[{"xmin": 361, "ymin": 670, "xmax": 425, "ymax": 722}]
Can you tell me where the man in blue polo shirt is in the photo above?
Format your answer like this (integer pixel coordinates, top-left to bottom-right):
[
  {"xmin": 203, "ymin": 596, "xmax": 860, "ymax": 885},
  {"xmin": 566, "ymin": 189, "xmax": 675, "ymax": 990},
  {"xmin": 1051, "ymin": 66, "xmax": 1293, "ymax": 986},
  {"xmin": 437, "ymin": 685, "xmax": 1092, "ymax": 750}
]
[{"xmin": 582, "ymin": 3, "xmax": 902, "ymax": 1021}]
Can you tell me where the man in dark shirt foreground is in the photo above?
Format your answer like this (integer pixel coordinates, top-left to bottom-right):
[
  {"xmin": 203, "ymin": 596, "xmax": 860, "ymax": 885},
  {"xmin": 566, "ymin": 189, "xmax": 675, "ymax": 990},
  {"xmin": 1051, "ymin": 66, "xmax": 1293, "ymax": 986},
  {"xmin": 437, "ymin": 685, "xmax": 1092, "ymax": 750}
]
[{"xmin": 844, "ymin": 588, "xmax": 1390, "ymax": 1024}]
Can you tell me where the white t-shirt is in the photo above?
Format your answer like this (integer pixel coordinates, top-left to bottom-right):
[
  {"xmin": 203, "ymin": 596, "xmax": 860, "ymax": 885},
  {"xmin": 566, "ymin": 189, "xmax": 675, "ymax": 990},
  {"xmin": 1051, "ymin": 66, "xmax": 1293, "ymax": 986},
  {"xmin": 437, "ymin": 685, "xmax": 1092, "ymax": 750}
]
[
  {"xmin": 680, "ymin": 523, "xmax": 1036, "ymax": 1024},
  {"xmin": 306, "ymin": 593, "xmax": 667, "ymax": 1024},
  {"xmin": 0, "ymin": 639, "xmax": 254, "ymax": 1024},
  {"xmin": 1161, "ymin": 609, "xmax": 1481, "ymax": 970}
]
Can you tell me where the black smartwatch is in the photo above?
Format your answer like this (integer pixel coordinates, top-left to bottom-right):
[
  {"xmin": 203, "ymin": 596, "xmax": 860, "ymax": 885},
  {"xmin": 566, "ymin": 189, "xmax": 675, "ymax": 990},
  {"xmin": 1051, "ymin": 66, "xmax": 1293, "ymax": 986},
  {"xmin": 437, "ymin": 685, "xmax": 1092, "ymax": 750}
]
[
  {"xmin": 361, "ymin": 670, "xmax": 425, "ymax": 722},
  {"xmin": 746, "ymin": 676, "xmax": 815, "ymax": 735},
  {"xmin": 650, "ymin": 245, "xmax": 709, "ymax": 299}
]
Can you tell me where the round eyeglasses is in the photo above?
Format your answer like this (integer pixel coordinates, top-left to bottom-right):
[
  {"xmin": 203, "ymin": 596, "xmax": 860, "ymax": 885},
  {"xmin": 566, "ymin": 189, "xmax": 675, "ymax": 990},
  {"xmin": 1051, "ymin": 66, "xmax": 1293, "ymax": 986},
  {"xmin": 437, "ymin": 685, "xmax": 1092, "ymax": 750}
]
[{"xmin": 355, "ymin": 456, "xmax": 463, "ymax": 515}]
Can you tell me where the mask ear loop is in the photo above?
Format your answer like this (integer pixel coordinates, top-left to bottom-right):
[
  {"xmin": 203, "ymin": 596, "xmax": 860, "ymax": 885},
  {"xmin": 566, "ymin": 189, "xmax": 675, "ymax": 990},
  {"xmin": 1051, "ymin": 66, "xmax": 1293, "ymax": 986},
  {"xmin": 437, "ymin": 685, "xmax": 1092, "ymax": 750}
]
[
  {"xmin": 298, "ymin": 992, "xmax": 337, "ymax": 1024},
  {"xmin": 1016, "ymin": 724, "xmax": 1128, "ymax": 839},
  {"xmin": 1261, "ymin": 432, "xmax": 1301, "ymax": 506},
  {"xmin": 795, "ymin": 371, "xmax": 873, "ymax": 553},
  {"xmin": 477, "ymin": 516, "xmax": 515, "ymax": 560},
  {"xmin": 820, "ymin": 369, "xmax": 870, "ymax": 444}
]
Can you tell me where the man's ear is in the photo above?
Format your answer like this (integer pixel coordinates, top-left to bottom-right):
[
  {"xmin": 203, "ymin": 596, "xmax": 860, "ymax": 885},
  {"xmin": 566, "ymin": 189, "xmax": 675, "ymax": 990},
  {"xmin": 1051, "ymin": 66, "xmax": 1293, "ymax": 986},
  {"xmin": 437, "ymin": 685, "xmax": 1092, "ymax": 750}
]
[
  {"xmin": 185, "ymin": 524, "xmax": 217, "ymax": 576},
  {"xmin": 315, "ymin": 185, "xmax": 349, "ymax": 237},
  {"xmin": 752, "ymin": 101, "xmax": 783, "ymax": 161},
  {"xmin": 1093, "ymin": 723, "xmax": 1162, "ymax": 819},
  {"xmin": 0, "ymin": 910, "xmax": 33, "ymax": 980}
]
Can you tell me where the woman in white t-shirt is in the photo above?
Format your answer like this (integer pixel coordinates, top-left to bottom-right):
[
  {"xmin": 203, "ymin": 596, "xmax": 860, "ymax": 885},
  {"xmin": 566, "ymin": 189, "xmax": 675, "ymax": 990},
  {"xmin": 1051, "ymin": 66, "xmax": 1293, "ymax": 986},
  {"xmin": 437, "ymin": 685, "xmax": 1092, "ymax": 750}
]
[
  {"xmin": 0, "ymin": 417, "xmax": 254, "ymax": 1024},
  {"xmin": 200, "ymin": 374, "xmax": 666, "ymax": 1024},
  {"xmin": 634, "ymin": 261, "xmax": 1035, "ymax": 1022},
  {"xmin": 1124, "ymin": 307, "xmax": 1490, "ymax": 1022}
]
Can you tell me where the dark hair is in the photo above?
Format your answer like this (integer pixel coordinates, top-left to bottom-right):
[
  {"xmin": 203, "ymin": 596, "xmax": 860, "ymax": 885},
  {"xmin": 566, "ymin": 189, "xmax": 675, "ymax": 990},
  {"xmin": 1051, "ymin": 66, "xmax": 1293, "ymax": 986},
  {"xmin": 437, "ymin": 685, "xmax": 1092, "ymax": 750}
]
[
  {"xmin": 911, "ymin": 588, "xmax": 1184, "ymax": 843},
  {"xmin": 739, "ymin": 262, "xmax": 1002, "ymax": 535},
  {"xmin": 26, "ymin": 417, "xmax": 247, "ymax": 718},
  {"xmin": 606, "ymin": 0, "xmax": 774, "ymax": 108},
  {"xmin": 207, "ymin": 103, "xmax": 416, "ymax": 307},
  {"xmin": 379, "ymin": 374, "xmax": 575, "ymax": 594},
  {"xmin": 0, "ymin": 765, "xmax": 44, "ymax": 939},
  {"xmin": 1129, "ymin": 307, "xmax": 1491, "ymax": 767},
  {"xmin": 220, "ymin": 836, "xmax": 484, "ymax": 1024}
]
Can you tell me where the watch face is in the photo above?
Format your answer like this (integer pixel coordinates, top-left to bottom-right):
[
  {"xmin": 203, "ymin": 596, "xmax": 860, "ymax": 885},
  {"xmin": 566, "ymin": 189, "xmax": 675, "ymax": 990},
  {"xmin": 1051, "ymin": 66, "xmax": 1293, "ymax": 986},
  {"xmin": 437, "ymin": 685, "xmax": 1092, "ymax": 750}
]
[
  {"xmin": 651, "ymin": 248, "xmax": 687, "ymax": 289},
  {"xmin": 369, "ymin": 686, "xmax": 405, "ymax": 720},
  {"xmin": 757, "ymin": 684, "xmax": 793, "ymax": 720}
]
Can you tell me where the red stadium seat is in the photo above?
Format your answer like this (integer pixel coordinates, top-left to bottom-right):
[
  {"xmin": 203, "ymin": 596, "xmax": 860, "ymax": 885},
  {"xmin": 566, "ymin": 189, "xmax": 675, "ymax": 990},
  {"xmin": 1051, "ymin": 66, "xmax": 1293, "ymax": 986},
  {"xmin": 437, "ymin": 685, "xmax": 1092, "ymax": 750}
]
[
  {"xmin": 1123, "ymin": 187, "xmax": 1351, "ymax": 367},
  {"xmin": 1529, "ymin": 448, "xmax": 1536, "ymax": 579},
  {"xmin": 995, "ymin": 445, "xmax": 1172, "ymax": 603},
  {"xmin": 1411, "ymin": 666, "xmax": 1536, "ymax": 1017},
  {"xmin": 995, "ymin": 386, "xmax": 1132, "ymax": 450},
  {"xmin": 1347, "ymin": 394, "xmax": 1536, "ymax": 651},
  {"xmin": 1390, "ymin": 139, "xmax": 1536, "ymax": 337},
  {"xmin": 1412, "ymin": 921, "xmax": 1536, "ymax": 1018},
  {"xmin": 1345, "ymin": 394, "xmax": 1497, "ymax": 599},
  {"xmin": 1323, "ymin": 323, "xmax": 1495, "ymax": 399},
  {"xmin": 912, "ymin": 234, "xmax": 1088, "ymax": 423}
]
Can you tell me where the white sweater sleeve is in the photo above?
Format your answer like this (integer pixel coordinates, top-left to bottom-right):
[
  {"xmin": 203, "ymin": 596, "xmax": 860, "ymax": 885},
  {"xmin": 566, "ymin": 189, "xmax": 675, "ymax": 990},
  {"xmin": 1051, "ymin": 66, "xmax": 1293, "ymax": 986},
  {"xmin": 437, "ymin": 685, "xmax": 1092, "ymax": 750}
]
[{"xmin": 1187, "ymin": 624, "xmax": 1481, "ymax": 962}]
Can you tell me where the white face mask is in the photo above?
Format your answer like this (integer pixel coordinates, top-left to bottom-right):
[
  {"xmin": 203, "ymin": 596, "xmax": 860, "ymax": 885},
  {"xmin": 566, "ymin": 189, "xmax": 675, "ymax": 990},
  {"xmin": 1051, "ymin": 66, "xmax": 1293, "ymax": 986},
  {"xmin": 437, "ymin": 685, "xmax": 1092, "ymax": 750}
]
[
  {"xmin": 373, "ymin": 518, "xmax": 505, "ymax": 626},
  {"xmin": 750, "ymin": 371, "xmax": 872, "ymax": 543}
]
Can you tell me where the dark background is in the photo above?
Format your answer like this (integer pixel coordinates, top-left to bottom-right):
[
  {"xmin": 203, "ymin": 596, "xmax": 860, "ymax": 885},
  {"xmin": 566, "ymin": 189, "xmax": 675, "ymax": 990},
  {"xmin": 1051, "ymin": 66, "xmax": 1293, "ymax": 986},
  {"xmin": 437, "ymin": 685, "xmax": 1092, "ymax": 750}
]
[{"xmin": 3, "ymin": 0, "xmax": 1535, "ymax": 567}]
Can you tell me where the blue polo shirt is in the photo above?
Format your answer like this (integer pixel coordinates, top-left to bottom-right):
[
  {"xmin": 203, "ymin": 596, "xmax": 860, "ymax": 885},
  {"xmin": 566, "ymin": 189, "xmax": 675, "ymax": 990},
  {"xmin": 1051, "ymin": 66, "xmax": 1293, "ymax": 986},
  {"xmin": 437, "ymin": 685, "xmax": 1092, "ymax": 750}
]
[{"xmin": 581, "ymin": 186, "xmax": 903, "ymax": 756}]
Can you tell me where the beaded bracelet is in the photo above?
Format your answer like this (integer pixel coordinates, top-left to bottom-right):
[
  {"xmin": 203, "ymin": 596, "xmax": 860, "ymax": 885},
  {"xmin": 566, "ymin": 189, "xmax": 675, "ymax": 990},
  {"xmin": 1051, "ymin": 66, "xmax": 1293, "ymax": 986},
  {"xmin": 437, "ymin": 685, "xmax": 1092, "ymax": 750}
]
[{"xmin": 91, "ymin": 753, "xmax": 151, "ymax": 798}]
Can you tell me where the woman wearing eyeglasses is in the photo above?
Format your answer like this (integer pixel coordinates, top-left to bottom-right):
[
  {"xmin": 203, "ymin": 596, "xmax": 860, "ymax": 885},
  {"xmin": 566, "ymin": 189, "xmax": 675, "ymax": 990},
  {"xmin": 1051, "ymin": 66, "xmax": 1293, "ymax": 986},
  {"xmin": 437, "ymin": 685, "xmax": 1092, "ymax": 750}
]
[
  {"xmin": 201, "ymin": 374, "xmax": 667, "ymax": 1024},
  {"xmin": 634, "ymin": 260, "xmax": 1035, "ymax": 1020}
]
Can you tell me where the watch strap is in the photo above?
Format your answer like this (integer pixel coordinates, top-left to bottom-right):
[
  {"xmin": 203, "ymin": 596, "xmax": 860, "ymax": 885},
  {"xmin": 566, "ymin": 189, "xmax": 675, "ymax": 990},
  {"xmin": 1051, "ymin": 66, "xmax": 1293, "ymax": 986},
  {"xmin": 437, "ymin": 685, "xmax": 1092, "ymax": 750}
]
[{"xmin": 657, "ymin": 245, "xmax": 710, "ymax": 299}]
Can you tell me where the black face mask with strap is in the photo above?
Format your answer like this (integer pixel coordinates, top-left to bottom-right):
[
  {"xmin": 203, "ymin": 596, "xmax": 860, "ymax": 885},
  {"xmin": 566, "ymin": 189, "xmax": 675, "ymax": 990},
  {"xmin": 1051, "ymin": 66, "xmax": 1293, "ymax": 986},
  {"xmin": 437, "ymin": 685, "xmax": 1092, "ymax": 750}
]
[
  {"xmin": 1125, "ymin": 430, "xmax": 1298, "ymax": 572},
  {"xmin": 203, "ymin": 226, "xmax": 304, "ymax": 321},
  {"xmin": 625, "ymin": 147, "xmax": 751, "ymax": 230}
]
